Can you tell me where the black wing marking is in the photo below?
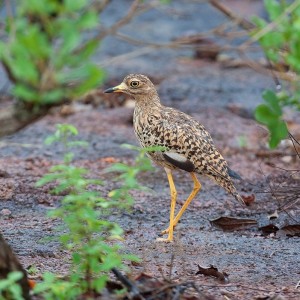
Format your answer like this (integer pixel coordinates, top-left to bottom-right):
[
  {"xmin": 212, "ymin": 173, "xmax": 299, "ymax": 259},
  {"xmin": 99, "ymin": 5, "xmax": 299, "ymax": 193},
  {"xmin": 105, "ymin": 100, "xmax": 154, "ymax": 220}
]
[{"xmin": 163, "ymin": 152, "xmax": 195, "ymax": 172}]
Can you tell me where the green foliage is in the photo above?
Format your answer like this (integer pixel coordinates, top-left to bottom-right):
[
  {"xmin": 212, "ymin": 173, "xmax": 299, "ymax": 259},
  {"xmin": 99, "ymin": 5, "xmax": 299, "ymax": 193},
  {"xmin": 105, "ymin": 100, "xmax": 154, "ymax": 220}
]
[
  {"xmin": 0, "ymin": 0, "xmax": 104, "ymax": 108},
  {"xmin": 106, "ymin": 144, "xmax": 163, "ymax": 207},
  {"xmin": 33, "ymin": 272, "xmax": 80, "ymax": 300},
  {"xmin": 236, "ymin": 135, "xmax": 248, "ymax": 148},
  {"xmin": 44, "ymin": 123, "xmax": 88, "ymax": 164},
  {"xmin": 252, "ymin": 0, "xmax": 300, "ymax": 147},
  {"xmin": 0, "ymin": 272, "xmax": 24, "ymax": 300},
  {"xmin": 255, "ymin": 90, "xmax": 288, "ymax": 148},
  {"xmin": 35, "ymin": 124, "xmax": 156, "ymax": 298}
]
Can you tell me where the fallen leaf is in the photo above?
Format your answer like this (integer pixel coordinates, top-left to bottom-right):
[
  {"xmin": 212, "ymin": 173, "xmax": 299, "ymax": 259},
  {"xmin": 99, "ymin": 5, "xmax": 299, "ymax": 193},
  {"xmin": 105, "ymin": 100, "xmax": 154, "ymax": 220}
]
[
  {"xmin": 28, "ymin": 279, "xmax": 36, "ymax": 289},
  {"xmin": 173, "ymin": 34, "xmax": 220, "ymax": 60},
  {"xmin": 101, "ymin": 157, "xmax": 118, "ymax": 163},
  {"xmin": 279, "ymin": 224, "xmax": 300, "ymax": 237},
  {"xmin": 195, "ymin": 265, "xmax": 229, "ymax": 282},
  {"xmin": 241, "ymin": 194, "xmax": 255, "ymax": 206},
  {"xmin": 259, "ymin": 224, "xmax": 279, "ymax": 236},
  {"xmin": 210, "ymin": 216, "xmax": 257, "ymax": 231}
]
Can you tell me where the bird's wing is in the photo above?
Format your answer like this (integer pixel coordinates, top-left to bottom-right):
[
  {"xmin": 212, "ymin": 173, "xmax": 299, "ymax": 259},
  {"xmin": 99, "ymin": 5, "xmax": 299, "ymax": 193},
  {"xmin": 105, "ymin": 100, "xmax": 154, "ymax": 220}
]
[{"xmin": 160, "ymin": 107, "xmax": 232, "ymax": 181}]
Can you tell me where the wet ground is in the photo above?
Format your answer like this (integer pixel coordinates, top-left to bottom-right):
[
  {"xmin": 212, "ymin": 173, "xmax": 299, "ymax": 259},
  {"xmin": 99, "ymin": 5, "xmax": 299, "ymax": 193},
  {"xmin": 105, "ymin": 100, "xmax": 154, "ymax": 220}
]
[{"xmin": 1, "ymin": 1, "xmax": 300, "ymax": 299}]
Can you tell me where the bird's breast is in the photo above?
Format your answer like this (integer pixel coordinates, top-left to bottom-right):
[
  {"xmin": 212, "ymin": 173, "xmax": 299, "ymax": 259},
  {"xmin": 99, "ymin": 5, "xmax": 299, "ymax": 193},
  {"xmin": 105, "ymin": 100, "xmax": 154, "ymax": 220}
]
[{"xmin": 133, "ymin": 109, "xmax": 163, "ymax": 147}]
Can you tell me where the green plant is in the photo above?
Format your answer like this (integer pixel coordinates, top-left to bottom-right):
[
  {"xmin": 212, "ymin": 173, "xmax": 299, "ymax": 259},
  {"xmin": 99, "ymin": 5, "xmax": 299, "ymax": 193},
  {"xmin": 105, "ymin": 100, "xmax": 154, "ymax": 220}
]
[
  {"xmin": 0, "ymin": 0, "xmax": 104, "ymax": 109},
  {"xmin": 0, "ymin": 272, "xmax": 25, "ymax": 300},
  {"xmin": 34, "ymin": 124, "xmax": 158, "ymax": 298},
  {"xmin": 33, "ymin": 272, "xmax": 79, "ymax": 300},
  {"xmin": 26, "ymin": 265, "xmax": 38, "ymax": 276},
  {"xmin": 107, "ymin": 144, "xmax": 164, "ymax": 207},
  {"xmin": 252, "ymin": 0, "xmax": 300, "ymax": 147},
  {"xmin": 255, "ymin": 90, "xmax": 288, "ymax": 148},
  {"xmin": 236, "ymin": 135, "xmax": 248, "ymax": 148}
]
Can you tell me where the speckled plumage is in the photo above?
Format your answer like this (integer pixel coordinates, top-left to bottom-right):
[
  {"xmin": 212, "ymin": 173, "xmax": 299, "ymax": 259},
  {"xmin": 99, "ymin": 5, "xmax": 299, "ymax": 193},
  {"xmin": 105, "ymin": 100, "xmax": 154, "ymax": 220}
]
[{"xmin": 104, "ymin": 74, "xmax": 243, "ymax": 241}]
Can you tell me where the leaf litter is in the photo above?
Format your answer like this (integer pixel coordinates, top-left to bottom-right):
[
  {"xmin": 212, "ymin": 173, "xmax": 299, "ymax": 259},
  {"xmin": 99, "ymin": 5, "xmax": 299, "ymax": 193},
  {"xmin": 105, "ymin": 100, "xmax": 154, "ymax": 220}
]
[
  {"xmin": 195, "ymin": 265, "xmax": 229, "ymax": 283},
  {"xmin": 210, "ymin": 216, "xmax": 257, "ymax": 231}
]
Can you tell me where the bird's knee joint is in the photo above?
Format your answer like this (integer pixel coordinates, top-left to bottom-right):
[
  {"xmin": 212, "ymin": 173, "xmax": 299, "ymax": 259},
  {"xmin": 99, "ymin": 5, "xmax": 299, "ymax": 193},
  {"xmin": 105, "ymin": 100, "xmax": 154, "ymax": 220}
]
[
  {"xmin": 194, "ymin": 183, "xmax": 201, "ymax": 191},
  {"xmin": 171, "ymin": 190, "xmax": 177, "ymax": 198}
]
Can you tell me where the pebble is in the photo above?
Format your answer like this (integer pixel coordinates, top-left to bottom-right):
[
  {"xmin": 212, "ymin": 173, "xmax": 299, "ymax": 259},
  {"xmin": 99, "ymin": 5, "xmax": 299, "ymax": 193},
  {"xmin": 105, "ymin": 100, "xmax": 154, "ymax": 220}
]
[{"xmin": 1, "ymin": 208, "xmax": 12, "ymax": 216}]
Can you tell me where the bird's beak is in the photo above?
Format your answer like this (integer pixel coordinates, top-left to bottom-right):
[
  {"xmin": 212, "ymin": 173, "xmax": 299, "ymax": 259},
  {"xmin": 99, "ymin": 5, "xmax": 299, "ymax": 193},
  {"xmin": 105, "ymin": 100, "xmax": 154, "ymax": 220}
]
[{"xmin": 104, "ymin": 82, "xmax": 127, "ymax": 93}]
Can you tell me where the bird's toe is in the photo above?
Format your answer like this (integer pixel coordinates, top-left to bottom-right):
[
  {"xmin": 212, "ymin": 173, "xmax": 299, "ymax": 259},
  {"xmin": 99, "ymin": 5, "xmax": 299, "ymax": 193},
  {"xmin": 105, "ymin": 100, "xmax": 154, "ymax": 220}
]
[
  {"xmin": 156, "ymin": 237, "xmax": 173, "ymax": 243},
  {"xmin": 161, "ymin": 228, "xmax": 169, "ymax": 235}
]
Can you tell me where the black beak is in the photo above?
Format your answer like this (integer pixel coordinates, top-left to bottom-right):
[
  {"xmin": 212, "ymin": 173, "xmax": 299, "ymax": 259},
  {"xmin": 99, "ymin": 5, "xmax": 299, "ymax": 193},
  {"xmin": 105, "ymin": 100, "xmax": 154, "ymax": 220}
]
[{"xmin": 104, "ymin": 87, "xmax": 116, "ymax": 93}]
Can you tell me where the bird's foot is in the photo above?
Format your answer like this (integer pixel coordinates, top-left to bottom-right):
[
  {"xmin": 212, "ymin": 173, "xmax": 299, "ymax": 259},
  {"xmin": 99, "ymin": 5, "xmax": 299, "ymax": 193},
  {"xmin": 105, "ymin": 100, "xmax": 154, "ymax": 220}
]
[{"xmin": 156, "ymin": 237, "xmax": 173, "ymax": 243}]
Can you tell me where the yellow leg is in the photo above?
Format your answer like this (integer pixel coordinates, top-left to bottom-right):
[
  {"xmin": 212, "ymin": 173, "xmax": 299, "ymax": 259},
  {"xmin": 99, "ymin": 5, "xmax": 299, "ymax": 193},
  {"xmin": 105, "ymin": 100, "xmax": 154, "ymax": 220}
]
[
  {"xmin": 156, "ymin": 168, "xmax": 177, "ymax": 242},
  {"xmin": 161, "ymin": 172, "xmax": 201, "ymax": 235}
]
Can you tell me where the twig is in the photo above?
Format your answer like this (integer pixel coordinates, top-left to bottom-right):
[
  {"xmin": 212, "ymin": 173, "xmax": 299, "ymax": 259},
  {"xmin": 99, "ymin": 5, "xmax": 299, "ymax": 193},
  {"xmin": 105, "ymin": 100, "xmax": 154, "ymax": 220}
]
[
  {"xmin": 5, "ymin": 0, "xmax": 13, "ymax": 20},
  {"xmin": 198, "ymin": 283, "xmax": 300, "ymax": 294},
  {"xmin": 209, "ymin": 0, "xmax": 255, "ymax": 30},
  {"xmin": 289, "ymin": 131, "xmax": 300, "ymax": 160},
  {"xmin": 91, "ymin": 0, "xmax": 111, "ymax": 13},
  {"xmin": 98, "ymin": 46, "xmax": 155, "ymax": 67},
  {"xmin": 111, "ymin": 267, "xmax": 145, "ymax": 300},
  {"xmin": 146, "ymin": 281, "xmax": 203, "ymax": 299},
  {"xmin": 96, "ymin": 0, "xmax": 150, "ymax": 40}
]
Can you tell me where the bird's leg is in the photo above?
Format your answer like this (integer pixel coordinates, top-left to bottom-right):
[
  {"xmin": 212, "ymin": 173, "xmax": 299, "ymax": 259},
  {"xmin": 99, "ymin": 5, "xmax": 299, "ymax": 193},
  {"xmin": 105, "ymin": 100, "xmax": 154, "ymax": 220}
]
[
  {"xmin": 161, "ymin": 172, "xmax": 201, "ymax": 235},
  {"xmin": 156, "ymin": 168, "xmax": 177, "ymax": 242}
]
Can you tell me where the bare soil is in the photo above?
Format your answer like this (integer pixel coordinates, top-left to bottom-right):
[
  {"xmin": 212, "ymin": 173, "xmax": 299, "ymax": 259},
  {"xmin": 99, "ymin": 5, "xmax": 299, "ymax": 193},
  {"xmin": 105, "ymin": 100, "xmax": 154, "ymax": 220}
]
[{"xmin": 1, "ymin": 62, "xmax": 299, "ymax": 300}]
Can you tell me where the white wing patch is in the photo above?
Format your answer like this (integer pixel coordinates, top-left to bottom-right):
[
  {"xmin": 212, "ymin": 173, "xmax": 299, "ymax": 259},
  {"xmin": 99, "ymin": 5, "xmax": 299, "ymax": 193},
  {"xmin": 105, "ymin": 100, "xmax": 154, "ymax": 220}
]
[{"xmin": 163, "ymin": 151, "xmax": 195, "ymax": 172}]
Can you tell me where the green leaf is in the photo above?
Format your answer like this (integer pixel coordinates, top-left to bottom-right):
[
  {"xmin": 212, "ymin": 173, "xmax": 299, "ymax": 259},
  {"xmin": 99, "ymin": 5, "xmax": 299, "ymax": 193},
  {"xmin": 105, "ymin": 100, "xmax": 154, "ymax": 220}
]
[
  {"xmin": 265, "ymin": 0, "xmax": 282, "ymax": 20},
  {"xmin": 106, "ymin": 163, "xmax": 129, "ymax": 173},
  {"xmin": 268, "ymin": 120, "xmax": 288, "ymax": 148},
  {"xmin": 255, "ymin": 104, "xmax": 277, "ymax": 124},
  {"xmin": 71, "ymin": 65, "xmax": 105, "ymax": 96},
  {"xmin": 251, "ymin": 16, "xmax": 267, "ymax": 29},
  {"xmin": 65, "ymin": 0, "xmax": 86, "ymax": 11},
  {"xmin": 262, "ymin": 90, "xmax": 282, "ymax": 115},
  {"xmin": 75, "ymin": 39, "xmax": 99, "ymax": 61},
  {"xmin": 92, "ymin": 275, "xmax": 108, "ymax": 292},
  {"xmin": 77, "ymin": 11, "xmax": 99, "ymax": 29},
  {"xmin": 41, "ymin": 89, "xmax": 65, "ymax": 104},
  {"xmin": 44, "ymin": 135, "xmax": 57, "ymax": 145},
  {"xmin": 255, "ymin": 90, "xmax": 288, "ymax": 148},
  {"xmin": 8, "ymin": 52, "xmax": 39, "ymax": 83},
  {"xmin": 13, "ymin": 84, "xmax": 39, "ymax": 102}
]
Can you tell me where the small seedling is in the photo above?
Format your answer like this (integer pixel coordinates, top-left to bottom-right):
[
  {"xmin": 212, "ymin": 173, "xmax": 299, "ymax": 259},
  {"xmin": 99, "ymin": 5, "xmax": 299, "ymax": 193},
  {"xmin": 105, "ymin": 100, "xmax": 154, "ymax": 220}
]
[
  {"xmin": 35, "ymin": 124, "xmax": 151, "ymax": 298},
  {"xmin": 0, "ymin": 272, "xmax": 25, "ymax": 300}
]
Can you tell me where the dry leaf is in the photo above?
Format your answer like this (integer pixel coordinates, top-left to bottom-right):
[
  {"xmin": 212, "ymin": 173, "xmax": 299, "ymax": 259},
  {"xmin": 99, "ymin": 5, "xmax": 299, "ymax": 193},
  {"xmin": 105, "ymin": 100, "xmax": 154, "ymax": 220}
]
[
  {"xmin": 279, "ymin": 225, "xmax": 300, "ymax": 237},
  {"xmin": 210, "ymin": 216, "xmax": 257, "ymax": 231},
  {"xmin": 101, "ymin": 157, "xmax": 118, "ymax": 163},
  {"xmin": 259, "ymin": 224, "xmax": 279, "ymax": 236},
  {"xmin": 196, "ymin": 265, "xmax": 229, "ymax": 282},
  {"xmin": 241, "ymin": 194, "xmax": 255, "ymax": 206}
]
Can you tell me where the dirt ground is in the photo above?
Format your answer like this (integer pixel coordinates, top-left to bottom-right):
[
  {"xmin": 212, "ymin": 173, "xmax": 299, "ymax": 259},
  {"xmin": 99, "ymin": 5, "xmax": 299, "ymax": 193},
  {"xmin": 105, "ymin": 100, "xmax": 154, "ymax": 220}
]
[{"xmin": 0, "ymin": 1, "xmax": 300, "ymax": 299}]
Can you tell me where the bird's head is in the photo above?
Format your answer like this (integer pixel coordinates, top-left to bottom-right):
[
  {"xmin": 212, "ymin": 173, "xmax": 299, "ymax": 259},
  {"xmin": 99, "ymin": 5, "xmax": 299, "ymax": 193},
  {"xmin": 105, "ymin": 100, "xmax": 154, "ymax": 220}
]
[{"xmin": 104, "ymin": 74, "xmax": 156, "ymax": 98}]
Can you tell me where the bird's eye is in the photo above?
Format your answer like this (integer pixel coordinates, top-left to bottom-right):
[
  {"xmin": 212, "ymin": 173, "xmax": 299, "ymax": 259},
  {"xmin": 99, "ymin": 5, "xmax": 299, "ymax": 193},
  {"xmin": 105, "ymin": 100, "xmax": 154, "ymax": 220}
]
[{"xmin": 130, "ymin": 81, "xmax": 140, "ymax": 88}]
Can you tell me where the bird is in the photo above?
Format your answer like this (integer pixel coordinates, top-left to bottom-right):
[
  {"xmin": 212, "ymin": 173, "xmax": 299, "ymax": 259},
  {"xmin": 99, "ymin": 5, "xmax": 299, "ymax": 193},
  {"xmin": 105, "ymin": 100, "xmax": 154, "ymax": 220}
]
[{"xmin": 104, "ymin": 74, "xmax": 244, "ymax": 242}]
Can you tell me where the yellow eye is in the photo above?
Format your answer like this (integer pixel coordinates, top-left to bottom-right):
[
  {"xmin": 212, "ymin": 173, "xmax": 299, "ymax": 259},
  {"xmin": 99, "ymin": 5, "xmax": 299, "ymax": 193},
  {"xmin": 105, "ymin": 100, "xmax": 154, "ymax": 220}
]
[{"xmin": 130, "ymin": 81, "xmax": 139, "ymax": 88}]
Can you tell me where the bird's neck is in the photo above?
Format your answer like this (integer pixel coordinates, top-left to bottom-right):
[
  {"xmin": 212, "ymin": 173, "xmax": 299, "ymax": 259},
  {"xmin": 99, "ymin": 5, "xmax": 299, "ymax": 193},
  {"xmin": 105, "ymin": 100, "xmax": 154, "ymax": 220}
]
[{"xmin": 134, "ymin": 92, "xmax": 161, "ymax": 111}]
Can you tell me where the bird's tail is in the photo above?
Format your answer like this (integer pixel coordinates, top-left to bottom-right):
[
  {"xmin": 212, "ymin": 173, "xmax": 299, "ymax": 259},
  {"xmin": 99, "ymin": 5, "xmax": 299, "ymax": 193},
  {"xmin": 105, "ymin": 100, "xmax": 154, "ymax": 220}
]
[
  {"xmin": 227, "ymin": 167, "xmax": 242, "ymax": 180},
  {"xmin": 210, "ymin": 171, "xmax": 245, "ymax": 205}
]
